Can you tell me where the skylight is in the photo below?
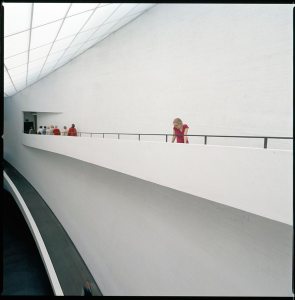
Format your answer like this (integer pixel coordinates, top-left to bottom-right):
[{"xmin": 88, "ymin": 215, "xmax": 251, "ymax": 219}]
[{"xmin": 3, "ymin": 3, "xmax": 156, "ymax": 97}]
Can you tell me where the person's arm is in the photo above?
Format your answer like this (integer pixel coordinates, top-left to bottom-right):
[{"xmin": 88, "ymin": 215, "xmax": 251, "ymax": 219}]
[
  {"xmin": 183, "ymin": 127, "xmax": 189, "ymax": 143},
  {"xmin": 171, "ymin": 129, "xmax": 176, "ymax": 143}
]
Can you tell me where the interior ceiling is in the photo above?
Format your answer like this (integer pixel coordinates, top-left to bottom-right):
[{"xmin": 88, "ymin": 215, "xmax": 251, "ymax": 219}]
[{"xmin": 3, "ymin": 3, "xmax": 156, "ymax": 98}]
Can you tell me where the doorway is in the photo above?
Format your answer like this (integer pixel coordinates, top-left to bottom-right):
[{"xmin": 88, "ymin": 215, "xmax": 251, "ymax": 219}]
[{"xmin": 23, "ymin": 112, "xmax": 37, "ymax": 133}]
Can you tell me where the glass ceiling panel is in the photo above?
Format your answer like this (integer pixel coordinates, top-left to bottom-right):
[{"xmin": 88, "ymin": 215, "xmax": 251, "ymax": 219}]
[
  {"xmin": 79, "ymin": 38, "xmax": 103, "ymax": 53},
  {"xmin": 50, "ymin": 35, "xmax": 75, "ymax": 54},
  {"xmin": 40, "ymin": 62, "xmax": 56, "ymax": 76},
  {"xmin": 30, "ymin": 20, "xmax": 63, "ymax": 49},
  {"xmin": 28, "ymin": 57, "xmax": 47, "ymax": 72},
  {"xmin": 14, "ymin": 79, "xmax": 27, "ymax": 91},
  {"xmin": 4, "ymin": 71, "xmax": 13, "ymax": 86},
  {"xmin": 82, "ymin": 4, "xmax": 120, "ymax": 31},
  {"xmin": 105, "ymin": 3, "xmax": 138, "ymax": 23},
  {"xmin": 44, "ymin": 58, "xmax": 60, "ymax": 68},
  {"xmin": 70, "ymin": 28, "xmax": 98, "ymax": 47},
  {"xmin": 67, "ymin": 3, "xmax": 99, "ymax": 17},
  {"xmin": 63, "ymin": 44, "xmax": 84, "ymax": 57},
  {"xmin": 4, "ymin": 3, "xmax": 156, "ymax": 97},
  {"xmin": 32, "ymin": 3, "xmax": 71, "ymax": 27},
  {"xmin": 27, "ymin": 71, "xmax": 41, "ymax": 83},
  {"xmin": 4, "ymin": 3, "xmax": 32, "ymax": 37},
  {"xmin": 8, "ymin": 64, "xmax": 28, "ymax": 78},
  {"xmin": 54, "ymin": 57, "xmax": 73, "ymax": 70},
  {"xmin": 88, "ymin": 22, "xmax": 117, "ymax": 41},
  {"xmin": 4, "ymin": 30, "xmax": 30, "ymax": 58},
  {"xmin": 10, "ymin": 73, "xmax": 27, "ymax": 86},
  {"xmin": 4, "ymin": 80, "xmax": 16, "ymax": 88},
  {"xmin": 94, "ymin": 34, "xmax": 109, "ymax": 44},
  {"xmin": 38, "ymin": 70, "xmax": 51, "ymax": 79},
  {"xmin": 29, "ymin": 44, "xmax": 52, "ymax": 62},
  {"xmin": 46, "ymin": 52, "xmax": 65, "ymax": 65},
  {"xmin": 128, "ymin": 3, "xmax": 155, "ymax": 15},
  {"xmin": 5, "ymin": 87, "xmax": 17, "ymax": 96},
  {"xmin": 5, "ymin": 52, "xmax": 28, "ymax": 69},
  {"xmin": 4, "ymin": 69, "xmax": 9, "ymax": 81},
  {"xmin": 56, "ymin": 11, "xmax": 93, "ymax": 40}
]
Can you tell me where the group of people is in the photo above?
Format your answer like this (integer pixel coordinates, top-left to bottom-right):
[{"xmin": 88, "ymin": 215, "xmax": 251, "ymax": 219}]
[
  {"xmin": 29, "ymin": 118, "xmax": 189, "ymax": 143},
  {"xmin": 33, "ymin": 124, "xmax": 78, "ymax": 136}
]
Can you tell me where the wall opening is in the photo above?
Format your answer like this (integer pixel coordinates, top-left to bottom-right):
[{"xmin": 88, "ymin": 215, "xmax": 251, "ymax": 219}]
[{"xmin": 23, "ymin": 112, "xmax": 37, "ymax": 134}]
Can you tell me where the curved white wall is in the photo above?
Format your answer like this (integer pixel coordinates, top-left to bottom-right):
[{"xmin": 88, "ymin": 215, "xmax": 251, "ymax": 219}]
[
  {"xmin": 4, "ymin": 136, "xmax": 293, "ymax": 296},
  {"xmin": 22, "ymin": 134, "xmax": 292, "ymax": 225}
]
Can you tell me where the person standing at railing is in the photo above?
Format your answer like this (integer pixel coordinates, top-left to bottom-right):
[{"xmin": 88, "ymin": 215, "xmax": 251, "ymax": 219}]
[
  {"xmin": 37, "ymin": 126, "xmax": 43, "ymax": 135},
  {"xmin": 46, "ymin": 126, "xmax": 51, "ymax": 135},
  {"xmin": 49, "ymin": 125, "xmax": 54, "ymax": 135},
  {"xmin": 171, "ymin": 118, "xmax": 189, "ymax": 143},
  {"xmin": 28, "ymin": 127, "xmax": 35, "ymax": 134},
  {"xmin": 53, "ymin": 125, "xmax": 61, "ymax": 135},
  {"xmin": 68, "ymin": 124, "xmax": 77, "ymax": 136},
  {"xmin": 61, "ymin": 126, "xmax": 68, "ymax": 136}
]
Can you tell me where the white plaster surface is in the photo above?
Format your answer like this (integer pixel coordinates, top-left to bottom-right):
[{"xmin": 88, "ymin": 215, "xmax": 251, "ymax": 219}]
[
  {"xmin": 22, "ymin": 134, "xmax": 293, "ymax": 225},
  {"xmin": 4, "ymin": 3, "xmax": 293, "ymax": 296}
]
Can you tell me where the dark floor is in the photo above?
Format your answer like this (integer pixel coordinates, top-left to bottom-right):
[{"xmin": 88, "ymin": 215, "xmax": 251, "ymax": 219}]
[
  {"xmin": 2, "ymin": 189, "xmax": 54, "ymax": 296},
  {"xmin": 3, "ymin": 160, "xmax": 102, "ymax": 296}
]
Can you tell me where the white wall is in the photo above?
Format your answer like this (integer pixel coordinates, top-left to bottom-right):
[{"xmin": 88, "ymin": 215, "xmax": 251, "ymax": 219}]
[
  {"xmin": 22, "ymin": 134, "xmax": 293, "ymax": 225},
  {"xmin": 3, "ymin": 130, "xmax": 293, "ymax": 296},
  {"xmin": 16, "ymin": 4, "xmax": 292, "ymax": 141}
]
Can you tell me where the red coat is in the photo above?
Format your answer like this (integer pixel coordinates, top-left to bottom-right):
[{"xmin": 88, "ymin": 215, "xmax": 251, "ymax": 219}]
[
  {"xmin": 173, "ymin": 124, "xmax": 189, "ymax": 143},
  {"xmin": 53, "ymin": 128, "xmax": 61, "ymax": 135},
  {"xmin": 68, "ymin": 127, "xmax": 77, "ymax": 136}
]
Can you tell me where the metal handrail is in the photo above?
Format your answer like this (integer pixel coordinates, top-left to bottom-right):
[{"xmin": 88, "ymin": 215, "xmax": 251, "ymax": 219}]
[{"xmin": 75, "ymin": 132, "xmax": 293, "ymax": 149}]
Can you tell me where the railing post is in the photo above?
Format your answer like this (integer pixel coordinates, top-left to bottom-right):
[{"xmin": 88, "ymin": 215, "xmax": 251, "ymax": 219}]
[
  {"xmin": 204, "ymin": 136, "xmax": 207, "ymax": 145},
  {"xmin": 79, "ymin": 132, "xmax": 81, "ymax": 137},
  {"xmin": 90, "ymin": 133, "xmax": 92, "ymax": 138},
  {"xmin": 166, "ymin": 134, "xmax": 168, "ymax": 142},
  {"xmin": 138, "ymin": 134, "xmax": 141, "ymax": 141},
  {"xmin": 103, "ymin": 133, "xmax": 104, "ymax": 139},
  {"xmin": 264, "ymin": 137, "xmax": 268, "ymax": 149},
  {"xmin": 118, "ymin": 133, "xmax": 120, "ymax": 139}
]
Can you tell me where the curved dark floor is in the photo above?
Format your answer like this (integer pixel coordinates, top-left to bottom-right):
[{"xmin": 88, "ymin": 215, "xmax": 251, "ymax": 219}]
[{"xmin": 2, "ymin": 189, "xmax": 54, "ymax": 296}]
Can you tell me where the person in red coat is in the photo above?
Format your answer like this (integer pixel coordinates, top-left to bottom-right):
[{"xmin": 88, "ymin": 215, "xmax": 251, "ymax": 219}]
[
  {"xmin": 68, "ymin": 124, "xmax": 77, "ymax": 136},
  {"xmin": 53, "ymin": 125, "xmax": 61, "ymax": 135},
  {"xmin": 171, "ymin": 118, "xmax": 189, "ymax": 143}
]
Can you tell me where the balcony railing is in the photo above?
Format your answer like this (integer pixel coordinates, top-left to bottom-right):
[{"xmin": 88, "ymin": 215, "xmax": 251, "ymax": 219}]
[{"xmin": 72, "ymin": 132, "xmax": 293, "ymax": 149}]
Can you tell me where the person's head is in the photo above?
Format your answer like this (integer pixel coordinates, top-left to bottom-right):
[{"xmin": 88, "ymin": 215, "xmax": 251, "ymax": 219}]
[
  {"xmin": 173, "ymin": 118, "xmax": 183, "ymax": 129},
  {"xmin": 71, "ymin": 124, "xmax": 75, "ymax": 128},
  {"xmin": 51, "ymin": 125, "xmax": 54, "ymax": 128},
  {"xmin": 55, "ymin": 125, "xmax": 58, "ymax": 128},
  {"xmin": 39, "ymin": 126, "xmax": 42, "ymax": 128},
  {"xmin": 64, "ymin": 126, "xmax": 67, "ymax": 130},
  {"xmin": 44, "ymin": 126, "xmax": 46, "ymax": 129}
]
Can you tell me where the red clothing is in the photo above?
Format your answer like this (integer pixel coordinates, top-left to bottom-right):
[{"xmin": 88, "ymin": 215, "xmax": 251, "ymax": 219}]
[
  {"xmin": 68, "ymin": 127, "xmax": 77, "ymax": 136},
  {"xmin": 173, "ymin": 124, "xmax": 189, "ymax": 143},
  {"xmin": 53, "ymin": 128, "xmax": 61, "ymax": 135}
]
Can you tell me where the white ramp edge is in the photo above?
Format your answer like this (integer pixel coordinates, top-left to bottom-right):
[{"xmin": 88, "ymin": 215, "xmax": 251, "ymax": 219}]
[{"xmin": 3, "ymin": 171, "xmax": 64, "ymax": 296}]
